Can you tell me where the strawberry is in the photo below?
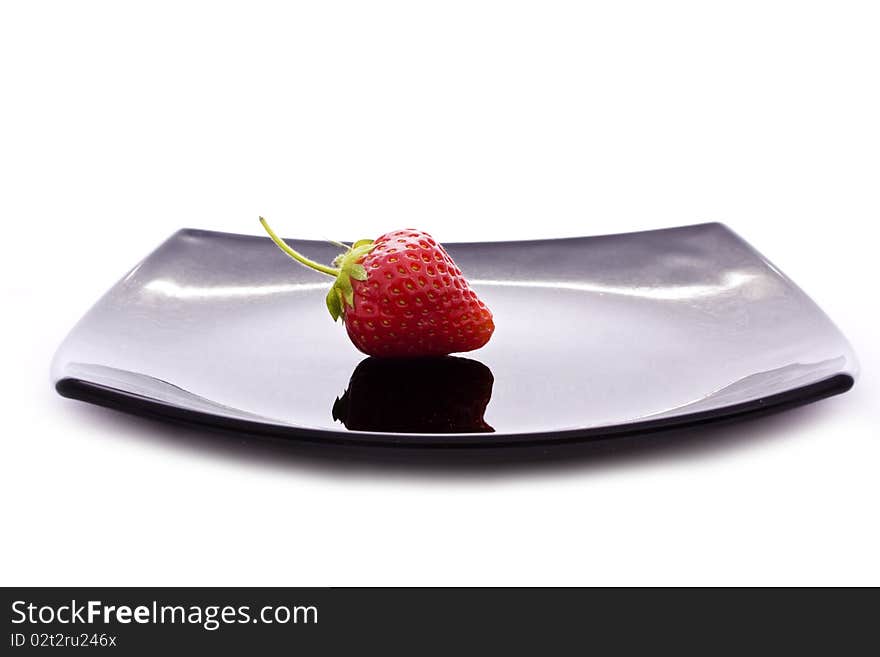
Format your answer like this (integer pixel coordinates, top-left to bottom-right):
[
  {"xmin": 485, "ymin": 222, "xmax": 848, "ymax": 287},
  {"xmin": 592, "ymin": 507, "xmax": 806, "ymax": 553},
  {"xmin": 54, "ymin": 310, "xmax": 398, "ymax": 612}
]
[
  {"xmin": 332, "ymin": 356, "xmax": 495, "ymax": 432},
  {"xmin": 259, "ymin": 217, "xmax": 494, "ymax": 357}
]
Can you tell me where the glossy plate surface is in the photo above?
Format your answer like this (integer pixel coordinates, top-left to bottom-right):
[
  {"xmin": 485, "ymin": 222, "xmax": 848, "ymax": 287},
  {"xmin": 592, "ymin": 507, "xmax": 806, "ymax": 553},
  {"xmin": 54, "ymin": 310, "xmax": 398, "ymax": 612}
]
[{"xmin": 52, "ymin": 223, "xmax": 857, "ymax": 447}]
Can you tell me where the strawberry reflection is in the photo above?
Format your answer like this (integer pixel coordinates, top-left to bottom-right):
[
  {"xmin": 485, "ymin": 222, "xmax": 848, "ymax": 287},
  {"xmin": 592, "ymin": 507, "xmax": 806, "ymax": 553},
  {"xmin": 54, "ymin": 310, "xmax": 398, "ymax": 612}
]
[{"xmin": 332, "ymin": 357, "xmax": 495, "ymax": 433}]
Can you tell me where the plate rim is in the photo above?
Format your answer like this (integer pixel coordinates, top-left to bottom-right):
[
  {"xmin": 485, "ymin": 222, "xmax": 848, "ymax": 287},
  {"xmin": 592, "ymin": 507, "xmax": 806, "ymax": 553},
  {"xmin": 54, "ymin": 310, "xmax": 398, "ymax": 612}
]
[
  {"xmin": 170, "ymin": 220, "xmax": 728, "ymax": 248},
  {"xmin": 55, "ymin": 373, "xmax": 854, "ymax": 448}
]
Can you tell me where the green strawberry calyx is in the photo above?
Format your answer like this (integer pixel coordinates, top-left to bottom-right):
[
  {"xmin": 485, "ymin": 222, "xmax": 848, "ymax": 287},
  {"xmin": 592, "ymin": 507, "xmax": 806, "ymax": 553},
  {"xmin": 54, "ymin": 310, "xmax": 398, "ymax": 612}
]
[{"xmin": 259, "ymin": 217, "xmax": 374, "ymax": 322}]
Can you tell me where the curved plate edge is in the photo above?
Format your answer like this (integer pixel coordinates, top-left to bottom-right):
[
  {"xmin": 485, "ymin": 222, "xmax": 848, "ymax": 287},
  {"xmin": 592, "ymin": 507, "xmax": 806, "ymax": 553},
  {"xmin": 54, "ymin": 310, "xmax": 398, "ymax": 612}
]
[{"xmin": 55, "ymin": 374, "xmax": 854, "ymax": 450}]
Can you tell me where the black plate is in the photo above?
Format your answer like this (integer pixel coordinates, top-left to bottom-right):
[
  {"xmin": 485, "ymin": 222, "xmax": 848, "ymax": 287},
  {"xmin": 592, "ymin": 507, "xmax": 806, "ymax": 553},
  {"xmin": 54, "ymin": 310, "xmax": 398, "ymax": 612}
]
[{"xmin": 52, "ymin": 223, "xmax": 857, "ymax": 447}]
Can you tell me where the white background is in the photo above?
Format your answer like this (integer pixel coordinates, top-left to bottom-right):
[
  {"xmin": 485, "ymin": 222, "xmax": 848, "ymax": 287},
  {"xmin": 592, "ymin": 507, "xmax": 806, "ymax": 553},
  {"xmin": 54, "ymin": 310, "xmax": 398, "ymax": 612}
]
[{"xmin": 1, "ymin": 1, "xmax": 878, "ymax": 586}]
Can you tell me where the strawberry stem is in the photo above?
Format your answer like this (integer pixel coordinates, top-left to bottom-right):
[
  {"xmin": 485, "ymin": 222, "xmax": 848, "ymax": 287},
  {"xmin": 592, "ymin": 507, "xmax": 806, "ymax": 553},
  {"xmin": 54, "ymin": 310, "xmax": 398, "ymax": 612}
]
[{"xmin": 259, "ymin": 217, "xmax": 340, "ymax": 278}]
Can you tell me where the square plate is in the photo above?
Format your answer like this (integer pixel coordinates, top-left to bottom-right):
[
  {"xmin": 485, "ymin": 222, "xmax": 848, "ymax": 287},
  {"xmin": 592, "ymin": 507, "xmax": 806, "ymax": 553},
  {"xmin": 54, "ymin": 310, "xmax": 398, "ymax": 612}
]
[{"xmin": 52, "ymin": 223, "xmax": 857, "ymax": 447}]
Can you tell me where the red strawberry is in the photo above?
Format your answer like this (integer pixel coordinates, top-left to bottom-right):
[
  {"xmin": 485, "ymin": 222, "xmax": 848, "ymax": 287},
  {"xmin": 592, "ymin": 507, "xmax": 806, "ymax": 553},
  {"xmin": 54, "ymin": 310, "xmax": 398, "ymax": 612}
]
[{"xmin": 259, "ymin": 218, "xmax": 494, "ymax": 357}]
